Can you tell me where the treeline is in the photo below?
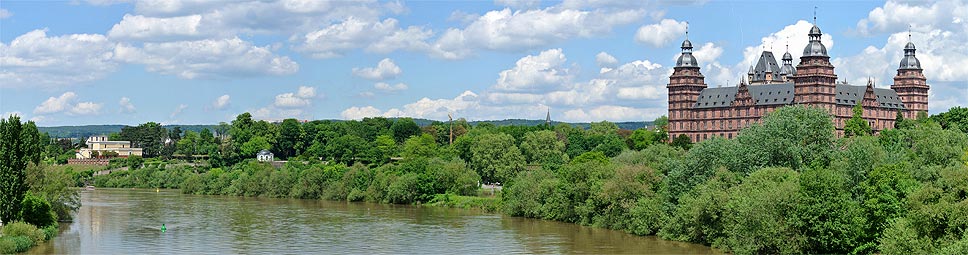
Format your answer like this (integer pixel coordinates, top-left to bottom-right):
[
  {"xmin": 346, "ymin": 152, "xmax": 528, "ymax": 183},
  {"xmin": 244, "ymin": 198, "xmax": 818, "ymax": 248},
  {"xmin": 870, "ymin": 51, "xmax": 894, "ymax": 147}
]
[
  {"xmin": 1, "ymin": 116, "xmax": 79, "ymax": 253},
  {"xmin": 502, "ymin": 106, "xmax": 968, "ymax": 254},
  {"xmin": 80, "ymin": 106, "xmax": 968, "ymax": 254}
]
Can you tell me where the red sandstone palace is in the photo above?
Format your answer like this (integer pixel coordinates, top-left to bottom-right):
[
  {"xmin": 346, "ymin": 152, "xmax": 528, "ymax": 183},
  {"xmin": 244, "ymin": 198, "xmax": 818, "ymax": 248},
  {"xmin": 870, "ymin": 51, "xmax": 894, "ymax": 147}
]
[{"xmin": 667, "ymin": 21, "xmax": 929, "ymax": 143}]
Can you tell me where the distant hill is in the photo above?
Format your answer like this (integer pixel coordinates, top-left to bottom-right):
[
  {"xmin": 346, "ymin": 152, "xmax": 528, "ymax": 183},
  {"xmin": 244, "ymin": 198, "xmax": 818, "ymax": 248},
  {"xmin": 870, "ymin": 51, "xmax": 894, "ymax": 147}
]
[
  {"xmin": 39, "ymin": 125, "xmax": 218, "ymax": 138},
  {"xmin": 39, "ymin": 119, "xmax": 653, "ymax": 138}
]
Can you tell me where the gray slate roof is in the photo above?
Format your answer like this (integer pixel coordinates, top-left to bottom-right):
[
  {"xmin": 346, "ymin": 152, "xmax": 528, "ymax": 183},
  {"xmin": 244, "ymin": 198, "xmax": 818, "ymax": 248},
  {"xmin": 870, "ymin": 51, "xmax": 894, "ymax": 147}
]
[
  {"xmin": 694, "ymin": 83, "xmax": 795, "ymax": 109},
  {"xmin": 834, "ymin": 84, "xmax": 905, "ymax": 109},
  {"xmin": 751, "ymin": 51, "xmax": 781, "ymax": 82}
]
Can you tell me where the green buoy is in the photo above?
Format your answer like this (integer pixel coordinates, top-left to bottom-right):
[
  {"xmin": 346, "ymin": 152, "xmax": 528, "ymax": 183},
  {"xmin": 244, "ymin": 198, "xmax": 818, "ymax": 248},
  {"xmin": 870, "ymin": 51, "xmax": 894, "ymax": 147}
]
[{"xmin": 161, "ymin": 224, "xmax": 167, "ymax": 233}]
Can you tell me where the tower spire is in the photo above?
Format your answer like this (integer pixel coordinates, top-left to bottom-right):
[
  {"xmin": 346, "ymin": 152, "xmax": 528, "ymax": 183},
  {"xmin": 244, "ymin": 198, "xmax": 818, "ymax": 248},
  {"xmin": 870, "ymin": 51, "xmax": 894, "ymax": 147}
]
[
  {"xmin": 813, "ymin": 6, "xmax": 817, "ymax": 24},
  {"xmin": 908, "ymin": 24, "xmax": 912, "ymax": 42},
  {"xmin": 685, "ymin": 21, "xmax": 689, "ymax": 39}
]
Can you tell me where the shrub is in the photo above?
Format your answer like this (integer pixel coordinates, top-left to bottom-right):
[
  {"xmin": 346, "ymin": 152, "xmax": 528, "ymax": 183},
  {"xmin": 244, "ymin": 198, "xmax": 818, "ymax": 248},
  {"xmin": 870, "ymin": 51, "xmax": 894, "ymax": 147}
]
[
  {"xmin": 0, "ymin": 236, "xmax": 34, "ymax": 253},
  {"xmin": 1, "ymin": 221, "xmax": 45, "ymax": 244},
  {"xmin": 20, "ymin": 192, "xmax": 57, "ymax": 229}
]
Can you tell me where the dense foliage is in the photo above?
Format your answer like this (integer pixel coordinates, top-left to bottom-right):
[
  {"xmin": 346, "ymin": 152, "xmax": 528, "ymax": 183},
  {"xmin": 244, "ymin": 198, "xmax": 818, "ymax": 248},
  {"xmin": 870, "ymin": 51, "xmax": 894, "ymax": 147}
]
[{"xmin": 78, "ymin": 105, "xmax": 968, "ymax": 254}]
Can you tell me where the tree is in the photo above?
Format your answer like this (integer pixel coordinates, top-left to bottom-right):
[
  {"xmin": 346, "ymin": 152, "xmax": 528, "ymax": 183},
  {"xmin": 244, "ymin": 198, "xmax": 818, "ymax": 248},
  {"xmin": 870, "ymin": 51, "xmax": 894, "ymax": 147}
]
[
  {"xmin": 373, "ymin": 134, "xmax": 398, "ymax": 164},
  {"xmin": 628, "ymin": 129, "xmax": 658, "ymax": 150},
  {"xmin": 931, "ymin": 106, "xmax": 968, "ymax": 133},
  {"xmin": 589, "ymin": 121, "xmax": 619, "ymax": 136},
  {"xmin": 241, "ymin": 136, "xmax": 271, "ymax": 157},
  {"xmin": 1, "ymin": 115, "xmax": 42, "ymax": 224},
  {"xmin": 120, "ymin": 122, "xmax": 167, "ymax": 158},
  {"xmin": 324, "ymin": 135, "xmax": 368, "ymax": 164},
  {"xmin": 671, "ymin": 134, "xmax": 692, "ymax": 150},
  {"xmin": 391, "ymin": 118, "xmax": 421, "ymax": 143},
  {"xmin": 736, "ymin": 105, "xmax": 835, "ymax": 171},
  {"xmin": 470, "ymin": 133, "xmax": 525, "ymax": 184},
  {"xmin": 402, "ymin": 133, "xmax": 438, "ymax": 159},
  {"xmin": 276, "ymin": 118, "xmax": 305, "ymax": 159},
  {"xmin": 176, "ymin": 130, "xmax": 199, "ymax": 158},
  {"xmin": 520, "ymin": 130, "xmax": 569, "ymax": 168},
  {"xmin": 845, "ymin": 103, "xmax": 872, "ymax": 137}
]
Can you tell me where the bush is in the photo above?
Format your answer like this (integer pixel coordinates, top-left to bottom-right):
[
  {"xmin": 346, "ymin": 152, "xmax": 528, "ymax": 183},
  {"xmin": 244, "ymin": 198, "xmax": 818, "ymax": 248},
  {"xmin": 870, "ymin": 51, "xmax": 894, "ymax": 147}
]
[
  {"xmin": 20, "ymin": 192, "xmax": 58, "ymax": 228},
  {"xmin": 0, "ymin": 236, "xmax": 34, "ymax": 254},
  {"xmin": 1, "ymin": 221, "xmax": 45, "ymax": 244}
]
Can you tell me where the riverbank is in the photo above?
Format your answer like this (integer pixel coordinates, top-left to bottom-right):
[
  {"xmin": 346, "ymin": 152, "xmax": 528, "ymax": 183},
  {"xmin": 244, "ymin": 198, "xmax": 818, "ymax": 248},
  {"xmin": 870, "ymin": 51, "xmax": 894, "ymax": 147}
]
[{"xmin": 0, "ymin": 222, "xmax": 58, "ymax": 253}]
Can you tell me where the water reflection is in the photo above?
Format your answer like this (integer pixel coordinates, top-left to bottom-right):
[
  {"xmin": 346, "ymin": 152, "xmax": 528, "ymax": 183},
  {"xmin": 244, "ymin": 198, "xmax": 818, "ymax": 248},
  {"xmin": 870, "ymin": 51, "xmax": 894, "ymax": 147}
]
[{"xmin": 29, "ymin": 189, "xmax": 718, "ymax": 254}]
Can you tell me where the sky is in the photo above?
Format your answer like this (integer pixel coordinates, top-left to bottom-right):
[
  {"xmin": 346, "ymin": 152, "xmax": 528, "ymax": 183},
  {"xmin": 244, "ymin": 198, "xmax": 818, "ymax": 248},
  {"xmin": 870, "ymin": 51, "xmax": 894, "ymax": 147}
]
[{"xmin": 1, "ymin": 0, "xmax": 966, "ymax": 126}]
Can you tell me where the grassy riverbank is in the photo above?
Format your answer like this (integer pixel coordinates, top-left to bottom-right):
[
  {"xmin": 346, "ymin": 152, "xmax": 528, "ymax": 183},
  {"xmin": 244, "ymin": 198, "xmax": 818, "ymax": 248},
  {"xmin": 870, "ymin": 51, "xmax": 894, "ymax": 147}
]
[{"xmin": 0, "ymin": 222, "xmax": 58, "ymax": 253}]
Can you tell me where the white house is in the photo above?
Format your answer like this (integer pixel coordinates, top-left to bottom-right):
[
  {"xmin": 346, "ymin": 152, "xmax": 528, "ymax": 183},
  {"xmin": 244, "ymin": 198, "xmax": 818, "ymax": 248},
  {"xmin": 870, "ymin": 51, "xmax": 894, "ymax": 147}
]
[
  {"xmin": 257, "ymin": 150, "xmax": 273, "ymax": 162},
  {"xmin": 76, "ymin": 136, "xmax": 143, "ymax": 159}
]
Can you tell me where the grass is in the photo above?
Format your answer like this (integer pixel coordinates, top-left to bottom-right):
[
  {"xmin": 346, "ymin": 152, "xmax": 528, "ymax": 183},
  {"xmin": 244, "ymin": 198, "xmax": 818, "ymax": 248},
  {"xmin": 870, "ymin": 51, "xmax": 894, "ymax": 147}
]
[
  {"xmin": 427, "ymin": 193, "xmax": 501, "ymax": 213},
  {"xmin": 0, "ymin": 222, "xmax": 58, "ymax": 254},
  {"xmin": 47, "ymin": 164, "xmax": 104, "ymax": 173}
]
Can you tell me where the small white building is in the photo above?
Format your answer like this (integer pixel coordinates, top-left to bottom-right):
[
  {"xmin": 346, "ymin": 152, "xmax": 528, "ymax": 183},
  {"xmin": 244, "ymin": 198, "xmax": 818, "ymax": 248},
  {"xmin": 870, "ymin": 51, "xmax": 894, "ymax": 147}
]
[
  {"xmin": 76, "ymin": 136, "xmax": 143, "ymax": 159},
  {"xmin": 257, "ymin": 150, "xmax": 273, "ymax": 162}
]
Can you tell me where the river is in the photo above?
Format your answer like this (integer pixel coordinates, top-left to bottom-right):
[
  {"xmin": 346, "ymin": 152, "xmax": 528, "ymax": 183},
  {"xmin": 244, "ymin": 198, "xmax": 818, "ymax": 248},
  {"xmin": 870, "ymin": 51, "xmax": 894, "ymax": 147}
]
[{"xmin": 29, "ymin": 189, "xmax": 718, "ymax": 254}]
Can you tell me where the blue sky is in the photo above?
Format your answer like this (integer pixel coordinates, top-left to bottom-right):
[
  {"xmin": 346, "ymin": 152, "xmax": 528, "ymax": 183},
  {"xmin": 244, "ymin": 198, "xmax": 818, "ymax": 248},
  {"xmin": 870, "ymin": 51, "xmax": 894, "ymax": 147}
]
[{"xmin": 1, "ymin": 0, "xmax": 966, "ymax": 126}]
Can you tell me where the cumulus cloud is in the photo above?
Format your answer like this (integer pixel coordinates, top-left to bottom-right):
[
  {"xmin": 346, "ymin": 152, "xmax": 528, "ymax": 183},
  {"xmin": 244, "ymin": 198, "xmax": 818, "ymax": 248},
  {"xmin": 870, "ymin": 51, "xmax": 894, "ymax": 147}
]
[
  {"xmin": 295, "ymin": 17, "xmax": 431, "ymax": 58},
  {"xmin": 494, "ymin": 48, "xmax": 572, "ymax": 92},
  {"xmin": 119, "ymin": 97, "xmax": 136, "ymax": 113},
  {"xmin": 113, "ymin": 37, "xmax": 298, "ymax": 79},
  {"xmin": 0, "ymin": 8, "xmax": 12, "ymax": 19},
  {"xmin": 374, "ymin": 82, "xmax": 408, "ymax": 92},
  {"xmin": 352, "ymin": 58, "xmax": 403, "ymax": 80},
  {"xmin": 108, "ymin": 14, "xmax": 203, "ymax": 41},
  {"xmin": 341, "ymin": 106, "xmax": 384, "ymax": 120},
  {"xmin": 596, "ymin": 51, "xmax": 619, "ymax": 70},
  {"xmin": 635, "ymin": 19, "xmax": 688, "ymax": 47},
  {"xmin": 344, "ymin": 47, "xmax": 677, "ymax": 122},
  {"xmin": 72, "ymin": 102, "xmax": 103, "ymax": 115},
  {"xmin": 432, "ymin": 7, "xmax": 645, "ymax": 59},
  {"xmin": 34, "ymin": 92, "xmax": 78, "ymax": 115},
  {"xmin": 0, "ymin": 29, "xmax": 118, "ymax": 87},
  {"xmin": 212, "ymin": 94, "xmax": 230, "ymax": 110},
  {"xmin": 274, "ymin": 86, "xmax": 317, "ymax": 108},
  {"xmin": 495, "ymin": 0, "xmax": 541, "ymax": 9}
]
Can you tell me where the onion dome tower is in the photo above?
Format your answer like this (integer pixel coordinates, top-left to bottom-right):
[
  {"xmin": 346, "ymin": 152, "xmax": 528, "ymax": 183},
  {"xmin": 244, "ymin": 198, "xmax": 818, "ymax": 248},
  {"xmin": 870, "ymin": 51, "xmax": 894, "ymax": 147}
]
[
  {"xmin": 779, "ymin": 42, "xmax": 796, "ymax": 82},
  {"xmin": 667, "ymin": 26, "xmax": 706, "ymax": 141},
  {"xmin": 793, "ymin": 13, "xmax": 838, "ymax": 106},
  {"xmin": 891, "ymin": 30, "xmax": 929, "ymax": 119}
]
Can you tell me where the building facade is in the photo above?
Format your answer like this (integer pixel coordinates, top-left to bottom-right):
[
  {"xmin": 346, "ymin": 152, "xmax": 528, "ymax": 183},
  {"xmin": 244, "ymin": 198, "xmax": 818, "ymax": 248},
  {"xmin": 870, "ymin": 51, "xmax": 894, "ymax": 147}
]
[
  {"xmin": 668, "ymin": 22, "xmax": 928, "ymax": 143},
  {"xmin": 75, "ymin": 136, "xmax": 143, "ymax": 159}
]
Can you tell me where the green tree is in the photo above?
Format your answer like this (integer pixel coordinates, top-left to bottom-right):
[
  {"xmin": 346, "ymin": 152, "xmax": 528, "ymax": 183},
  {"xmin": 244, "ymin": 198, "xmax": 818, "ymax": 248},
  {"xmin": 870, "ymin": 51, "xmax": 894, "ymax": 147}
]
[
  {"xmin": 325, "ymin": 135, "xmax": 367, "ymax": 164},
  {"xmin": 120, "ymin": 122, "xmax": 167, "ymax": 158},
  {"xmin": 931, "ymin": 106, "xmax": 968, "ymax": 133},
  {"xmin": 794, "ymin": 167, "xmax": 867, "ymax": 253},
  {"xmin": 520, "ymin": 130, "xmax": 568, "ymax": 167},
  {"xmin": 736, "ymin": 105, "xmax": 835, "ymax": 171},
  {"xmin": 1, "ymin": 116, "xmax": 42, "ymax": 224},
  {"xmin": 276, "ymin": 118, "xmax": 305, "ymax": 159},
  {"xmin": 588, "ymin": 121, "xmax": 619, "ymax": 136},
  {"xmin": 20, "ymin": 192, "xmax": 56, "ymax": 227},
  {"xmin": 723, "ymin": 167, "xmax": 804, "ymax": 254},
  {"xmin": 240, "ymin": 136, "xmax": 271, "ymax": 157},
  {"xmin": 470, "ymin": 133, "xmax": 525, "ymax": 184},
  {"xmin": 176, "ymin": 130, "xmax": 199, "ymax": 158},
  {"xmin": 401, "ymin": 133, "xmax": 438, "ymax": 159},
  {"xmin": 671, "ymin": 134, "xmax": 692, "ymax": 150},
  {"xmin": 391, "ymin": 118, "xmax": 421, "ymax": 143},
  {"xmin": 373, "ymin": 134, "xmax": 398, "ymax": 164},
  {"xmin": 627, "ymin": 129, "xmax": 658, "ymax": 150},
  {"xmin": 846, "ymin": 103, "xmax": 873, "ymax": 137}
]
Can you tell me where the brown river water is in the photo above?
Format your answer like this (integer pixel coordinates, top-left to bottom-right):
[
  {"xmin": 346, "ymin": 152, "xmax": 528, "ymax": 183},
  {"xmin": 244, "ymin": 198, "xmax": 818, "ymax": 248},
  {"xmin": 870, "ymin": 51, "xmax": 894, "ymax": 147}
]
[{"xmin": 28, "ymin": 189, "xmax": 718, "ymax": 254}]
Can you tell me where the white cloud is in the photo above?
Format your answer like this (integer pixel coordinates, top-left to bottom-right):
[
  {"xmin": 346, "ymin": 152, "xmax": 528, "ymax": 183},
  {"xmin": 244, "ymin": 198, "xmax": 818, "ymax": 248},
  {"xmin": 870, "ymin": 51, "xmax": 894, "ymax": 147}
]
[
  {"xmin": 433, "ymin": 7, "xmax": 645, "ymax": 59},
  {"xmin": 113, "ymin": 37, "xmax": 298, "ymax": 79},
  {"xmin": 352, "ymin": 58, "xmax": 403, "ymax": 80},
  {"xmin": 108, "ymin": 14, "xmax": 203, "ymax": 41},
  {"xmin": 212, "ymin": 94, "xmax": 230, "ymax": 110},
  {"xmin": 296, "ymin": 17, "xmax": 431, "ymax": 58},
  {"xmin": 34, "ymin": 92, "xmax": 78, "ymax": 114},
  {"xmin": 341, "ymin": 106, "xmax": 384, "ymax": 120},
  {"xmin": 596, "ymin": 51, "xmax": 619, "ymax": 70},
  {"xmin": 495, "ymin": 0, "xmax": 541, "ymax": 9},
  {"xmin": 71, "ymin": 102, "xmax": 103, "ymax": 115},
  {"xmin": 494, "ymin": 48, "xmax": 572, "ymax": 92},
  {"xmin": 634, "ymin": 19, "xmax": 688, "ymax": 47},
  {"xmin": 119, "ymin": 97, "xmax": 136, "ymax": 113},
  {"xmin": 0, "ymin": 29, "xmax": 118, "ymax": 87},
  {"xmin": 273, "ymin": 86, "xmax": 317, "ymax": 108},
  {"xmin": 374, "ymin": 82, "xmax": 408, "ymax": 92},
  {"xmin": 561, "ymin": 105, "xmax": 665, "ymax": 122},
  {"xmin": 0, "ymin": 8, "xmax": 12, "ymax": 19},
  {"xmin": 854, "ymin": 0, "xmax": 960, "ymax": 36},
  {"xmin": 170, "ymin": 104, "xmax": 188, "ymax": 119},
  {"xmin": 296, "ymin": 86, "xmax": 316, "ymax": 98}
]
